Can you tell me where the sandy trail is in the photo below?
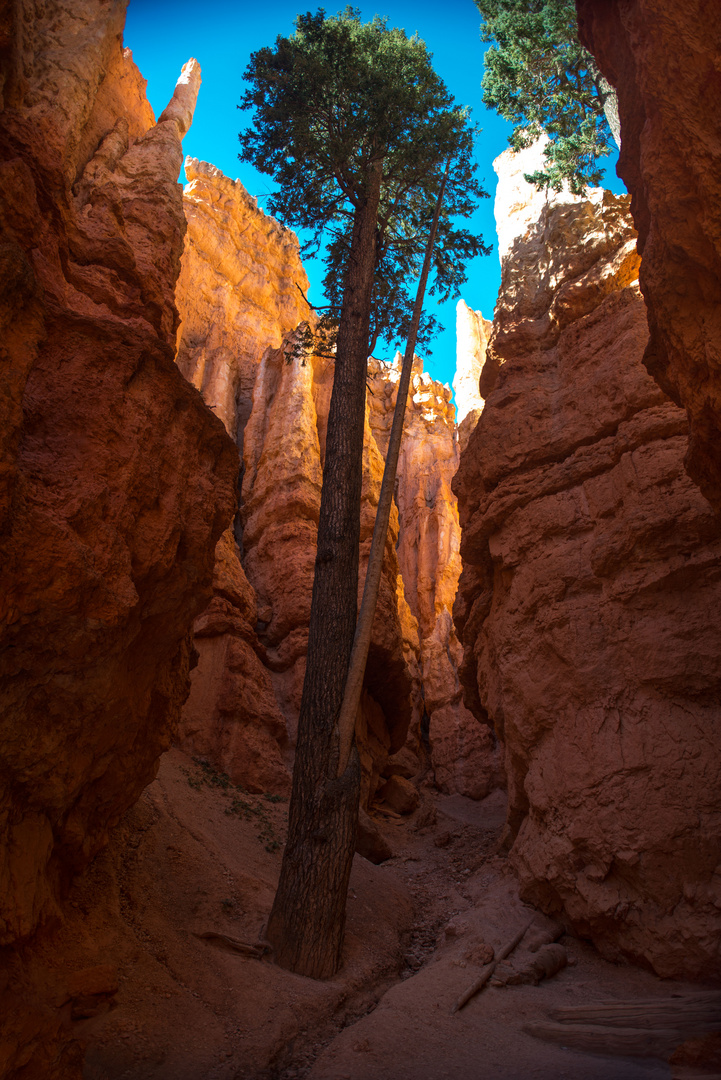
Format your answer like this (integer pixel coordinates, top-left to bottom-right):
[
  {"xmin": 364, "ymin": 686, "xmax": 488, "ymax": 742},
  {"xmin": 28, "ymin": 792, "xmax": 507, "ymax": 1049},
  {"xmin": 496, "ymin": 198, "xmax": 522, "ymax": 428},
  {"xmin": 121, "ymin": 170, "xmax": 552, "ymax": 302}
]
[
  {"xmin": 73, "ymin": 751, "xmax": 713, "ymax": 1080},
  {"xmin": 302, "ymin": 791, "xmax": 691, "ymax": 1080}
]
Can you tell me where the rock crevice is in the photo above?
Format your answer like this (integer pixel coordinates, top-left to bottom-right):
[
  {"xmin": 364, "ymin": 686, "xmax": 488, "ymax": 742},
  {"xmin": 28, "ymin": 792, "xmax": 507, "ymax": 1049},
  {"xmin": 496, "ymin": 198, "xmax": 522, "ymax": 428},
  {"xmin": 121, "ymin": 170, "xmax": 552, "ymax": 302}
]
[{"xmin": 576, "ymin": 0, "xmax": 721, "ymax": 510}]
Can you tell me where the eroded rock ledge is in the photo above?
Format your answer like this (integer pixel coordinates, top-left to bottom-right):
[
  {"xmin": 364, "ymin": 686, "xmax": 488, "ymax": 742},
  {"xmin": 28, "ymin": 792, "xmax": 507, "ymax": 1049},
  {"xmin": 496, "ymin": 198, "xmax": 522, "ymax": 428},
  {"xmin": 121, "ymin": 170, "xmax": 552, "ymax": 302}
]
[{"xmin": 454, "ymin": 144, "xmax": 721, "ymax": 980}]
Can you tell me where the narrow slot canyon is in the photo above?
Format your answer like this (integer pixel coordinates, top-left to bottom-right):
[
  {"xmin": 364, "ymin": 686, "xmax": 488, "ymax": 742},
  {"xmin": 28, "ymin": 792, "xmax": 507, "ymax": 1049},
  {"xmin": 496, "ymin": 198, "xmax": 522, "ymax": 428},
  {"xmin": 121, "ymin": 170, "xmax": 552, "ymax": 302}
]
[{"xmin": 0, "ymin": 3, "xmax": 719, "ymax": 1079}]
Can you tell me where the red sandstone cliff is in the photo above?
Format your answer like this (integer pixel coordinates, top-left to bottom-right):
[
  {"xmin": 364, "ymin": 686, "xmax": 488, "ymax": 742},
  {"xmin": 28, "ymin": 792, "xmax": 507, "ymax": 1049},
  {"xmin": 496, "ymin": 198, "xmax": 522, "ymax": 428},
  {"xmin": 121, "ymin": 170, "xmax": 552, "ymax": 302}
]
[
  {"xmin": 0, "ymin": 3, "xmax": 237, "ymax": 1073},
  {"xmin": 454, "ymin": 144, "xmax": 721, "ymax": 980},
  {"xmin": 576, "ymin": 0, "xmax": 721, "ymax": 511}
]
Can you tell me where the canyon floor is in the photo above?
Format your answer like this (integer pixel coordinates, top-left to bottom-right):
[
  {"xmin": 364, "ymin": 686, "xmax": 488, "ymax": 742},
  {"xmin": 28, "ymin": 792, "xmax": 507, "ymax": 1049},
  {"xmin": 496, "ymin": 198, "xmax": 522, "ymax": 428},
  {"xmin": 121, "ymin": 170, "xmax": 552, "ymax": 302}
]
[{"xmin": 54, "ymin": 749, "xmax": 709, "ymax": 1080}]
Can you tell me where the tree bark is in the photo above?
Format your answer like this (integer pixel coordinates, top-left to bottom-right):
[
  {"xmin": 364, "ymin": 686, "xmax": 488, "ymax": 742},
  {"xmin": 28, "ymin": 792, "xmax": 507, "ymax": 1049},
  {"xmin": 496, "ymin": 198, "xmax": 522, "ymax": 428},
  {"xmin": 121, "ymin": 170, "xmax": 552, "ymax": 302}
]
[
  {"xmin": 266, "ymin": 160, "xmax": 383, "ymax": 979},
  {"xmin": 601, "ymin": 80, "xmax": 621, "ymax": 149},
  {"xmin": 588, "ymin": 55, "xmax": 621, "ymax": 149},
  {"xmin": 336, "ymin": 160, "xmax": 451, "ymax": 777}
]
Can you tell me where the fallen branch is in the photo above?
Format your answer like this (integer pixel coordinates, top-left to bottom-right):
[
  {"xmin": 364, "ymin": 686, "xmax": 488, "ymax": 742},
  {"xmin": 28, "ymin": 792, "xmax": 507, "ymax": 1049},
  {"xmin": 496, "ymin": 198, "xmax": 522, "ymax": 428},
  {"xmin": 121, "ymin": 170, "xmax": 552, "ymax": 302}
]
[
  {"xmin": 526, "ymin": 992, "xmax": 721, "ymax": 1059},
  {"xmin": 451, "ymin": 916, "xmax": 534, "ymax": 1015},
  {"xmin": 192, "ymin": 931, "xmax": 266, "ymax": 958}
]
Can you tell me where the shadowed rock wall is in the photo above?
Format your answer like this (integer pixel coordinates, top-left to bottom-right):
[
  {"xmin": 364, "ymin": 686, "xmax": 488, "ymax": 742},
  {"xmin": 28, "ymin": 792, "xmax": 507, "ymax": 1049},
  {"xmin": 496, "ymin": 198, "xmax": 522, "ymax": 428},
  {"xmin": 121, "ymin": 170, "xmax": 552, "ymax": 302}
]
[
  {"xmin": 454, "ymin": 145, "xmax": 721, "ymax": 980},
  {"xmin": 576, "ymin": 0, "xmax": 721, "ymax": 511},
  {"xmin": 0, "ymin": 2, "xmax": 237, "ymax": 1074}
]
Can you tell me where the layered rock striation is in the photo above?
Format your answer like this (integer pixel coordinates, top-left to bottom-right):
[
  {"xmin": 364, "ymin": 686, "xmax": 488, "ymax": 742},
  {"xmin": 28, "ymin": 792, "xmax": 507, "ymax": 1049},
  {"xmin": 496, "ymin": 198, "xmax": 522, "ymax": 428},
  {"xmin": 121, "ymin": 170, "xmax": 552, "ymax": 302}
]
[
  {"xmin": 176, "ymin": 158, "xmax": 310, "ymax": 441},
  {"xmin": 454, "ymin": 145, "xmax": 721, "ymax": 979},
  {"xmin": 576, "ymin": 0, "xmax": 721, "ymax": 510},
  {"xmin": 0, "ymin": 2, "xmax": 237, "ymax": 1074}
]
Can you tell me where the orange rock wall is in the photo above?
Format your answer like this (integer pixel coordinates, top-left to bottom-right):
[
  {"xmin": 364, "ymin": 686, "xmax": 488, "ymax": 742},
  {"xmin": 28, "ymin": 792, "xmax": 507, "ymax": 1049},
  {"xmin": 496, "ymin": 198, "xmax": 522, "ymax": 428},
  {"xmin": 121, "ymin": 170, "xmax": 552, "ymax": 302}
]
[
  {"xmin": 174, "ymin": 161, "xmax": 316, "ymax": 796},
  {"xmin": 177, "ymin": 530, "xmax": 291, "ymax": 795},
  {"xmin": 576, "ymin": 0, "xmax": 721, "ymax": 510},
  {"xmin": 368, "ymin": 356, "xmax": 502, "ymax": 801},
  {"xmin": 176, "ymin": 157, "xmax": 310, "ymax": 441},
  {"xmin": 175, "ymin": 173, "xmax": 417, "ymax": 805},
  {"xmin": 454, "ymin": 147, "xmax": 721, "ymax": 979},
  {"xmin": 0, "ymin": 2, "xmax": 237, "ymax": 1074}
]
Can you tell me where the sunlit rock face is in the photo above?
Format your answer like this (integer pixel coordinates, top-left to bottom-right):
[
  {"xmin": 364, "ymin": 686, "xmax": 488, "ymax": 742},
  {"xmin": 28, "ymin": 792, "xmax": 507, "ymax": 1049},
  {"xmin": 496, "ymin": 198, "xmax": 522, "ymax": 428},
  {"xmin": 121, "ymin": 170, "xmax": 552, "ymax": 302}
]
[
  {"xmin": 454, "ymin": 146, "xmax": 721, "ymax": 980},
  {"xmin": 368, "ymin": 355, "xmax": 502, "ymax": 801},
  {"xmin": 454, "ymin": 299, "xmax": 492, "ymax": 452},
  {"xmin": 577, "ymin": 0, "xmax": 721, "ymax": 511},
  {"xmin": 176, "ymin": 158, "xmax": 310, "ymax": 441},
  {"xmin": 0, "ymin": 4, "xmax": 237, "ymax": 1074}
]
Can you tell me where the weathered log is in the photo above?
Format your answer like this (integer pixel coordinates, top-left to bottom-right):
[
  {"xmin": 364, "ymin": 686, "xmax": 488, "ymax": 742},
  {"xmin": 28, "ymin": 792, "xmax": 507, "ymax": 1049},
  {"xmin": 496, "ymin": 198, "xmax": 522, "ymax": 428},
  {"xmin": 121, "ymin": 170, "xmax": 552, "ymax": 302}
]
[
  {"xmin": 549, "ymin": 993, "xmax": 721, "ymax": 1033},
  {"xmin": 524, "ymin": 1022, "xmax": 683, "ymax": 1059},
  {"xmin": 451, "ymin": 916, "xmax": 534, "ymax": 1014},
  {"xmin": 526, "ymin": 992, "xmax": 721, "ymax": 1061}
]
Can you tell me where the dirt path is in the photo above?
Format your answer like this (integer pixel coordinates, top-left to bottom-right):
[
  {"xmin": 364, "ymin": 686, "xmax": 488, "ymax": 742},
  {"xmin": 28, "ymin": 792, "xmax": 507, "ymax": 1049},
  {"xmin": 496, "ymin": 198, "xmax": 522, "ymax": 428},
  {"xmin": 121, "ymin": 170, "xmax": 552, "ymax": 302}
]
[
  {"xmin": 298, "ymin": 789, "xmax": 695, "ymax": 1080},
  {"xmin": 74, "ymin": 752, "xmax": 712, "ymax": 1079}
]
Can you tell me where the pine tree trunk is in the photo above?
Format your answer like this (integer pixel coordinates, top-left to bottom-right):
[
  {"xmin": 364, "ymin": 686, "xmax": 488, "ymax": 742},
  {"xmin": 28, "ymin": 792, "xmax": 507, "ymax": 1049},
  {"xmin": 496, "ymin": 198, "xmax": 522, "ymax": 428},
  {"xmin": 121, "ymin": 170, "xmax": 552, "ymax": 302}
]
[
  {"xmin": 335, "ymin": 160, "xmax": 450, "ymax": 777},
  {"xmin": 266, "ymin": 161, "xmax": 383, "ymax": 979},
  {"xmin": 601, "ymin": 81, "xmax": 621, "ymax": 149},
  {"xmin": 588, "ymin": 56, "xmax": 621, "ymax": 149}
]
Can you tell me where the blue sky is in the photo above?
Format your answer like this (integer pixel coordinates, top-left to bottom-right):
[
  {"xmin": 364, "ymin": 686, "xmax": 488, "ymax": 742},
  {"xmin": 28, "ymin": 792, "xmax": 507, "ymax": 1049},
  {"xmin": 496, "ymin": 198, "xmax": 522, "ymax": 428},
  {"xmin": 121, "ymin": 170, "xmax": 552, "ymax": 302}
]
[{"xmin": 125, "ymin": 0, "xmax": 623, "ymax": 390}]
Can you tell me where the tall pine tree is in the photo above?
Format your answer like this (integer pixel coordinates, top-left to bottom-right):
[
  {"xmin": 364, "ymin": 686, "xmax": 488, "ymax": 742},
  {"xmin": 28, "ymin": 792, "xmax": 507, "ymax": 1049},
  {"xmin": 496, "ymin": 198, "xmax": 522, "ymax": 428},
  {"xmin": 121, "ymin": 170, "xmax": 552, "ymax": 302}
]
[
  {"xmin": 239, "ymin": 7, "xmax": 488, "ymax": 977},
  {"xmin": 477, "ymin": 0, "xmax": 619, "ymax": 192}
]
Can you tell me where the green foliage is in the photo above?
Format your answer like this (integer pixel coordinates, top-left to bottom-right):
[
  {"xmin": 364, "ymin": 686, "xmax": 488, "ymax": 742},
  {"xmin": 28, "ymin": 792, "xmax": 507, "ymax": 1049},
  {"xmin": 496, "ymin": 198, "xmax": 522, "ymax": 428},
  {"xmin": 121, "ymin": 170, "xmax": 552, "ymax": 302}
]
[
  {"xmin": 476, "ymin": 0, "xmax": 616, "ymax": 192},
  {"xmin": 239, "ymin": 6, "xmax": 490, "ymax": 353},
  {"xmin": 182, "ymin": 759, "xmax": 285, "ymax": 854},
  {"xmin": 225, "ymin": 794, "xmax": 282, "ymax": 852}
]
